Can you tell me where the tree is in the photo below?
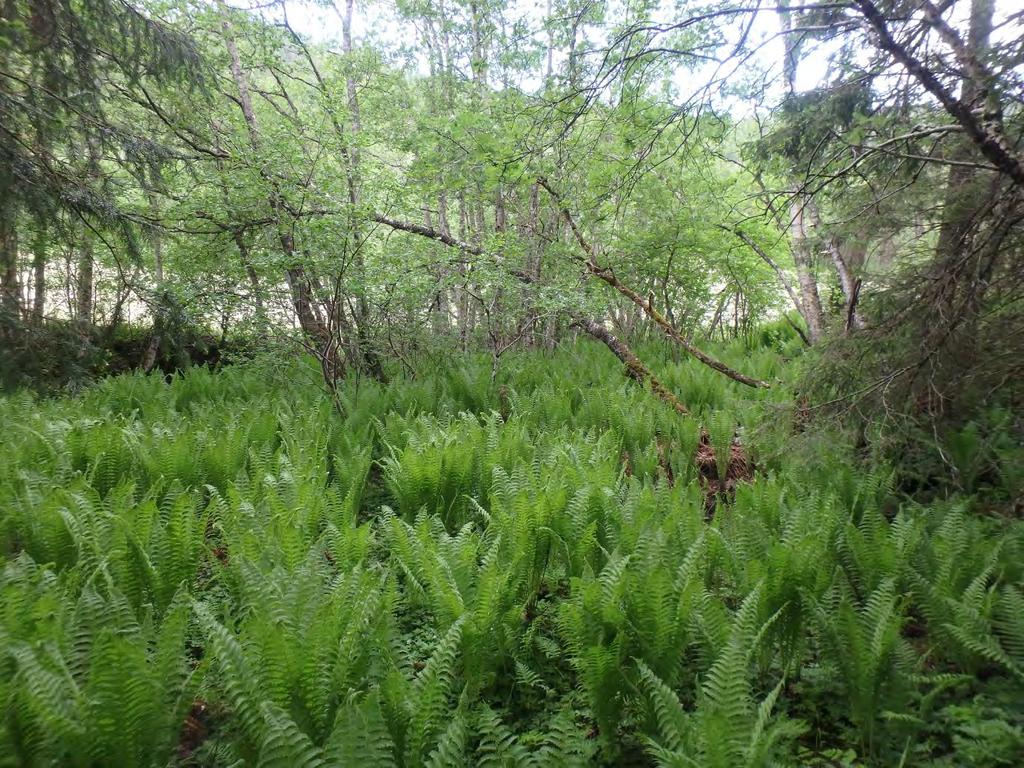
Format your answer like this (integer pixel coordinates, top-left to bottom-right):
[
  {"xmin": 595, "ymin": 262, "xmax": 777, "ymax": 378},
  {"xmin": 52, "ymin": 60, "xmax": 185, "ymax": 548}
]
[{"xmin": 0, "ymin": 0, "xmax": 201, "ymax": 327}]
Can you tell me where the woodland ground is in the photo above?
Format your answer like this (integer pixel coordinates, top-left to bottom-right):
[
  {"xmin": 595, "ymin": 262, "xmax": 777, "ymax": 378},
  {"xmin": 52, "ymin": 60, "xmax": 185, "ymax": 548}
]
[{"xmin": 1, "ymin": 333, "xmax": 1022, "ymax": 767}]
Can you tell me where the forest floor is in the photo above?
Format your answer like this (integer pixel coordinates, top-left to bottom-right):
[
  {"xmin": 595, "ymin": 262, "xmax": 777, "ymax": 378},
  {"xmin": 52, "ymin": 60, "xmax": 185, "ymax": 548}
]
[{"xmin": 1, "ymin": 337, "xmax": 1022, "ymax": 766}]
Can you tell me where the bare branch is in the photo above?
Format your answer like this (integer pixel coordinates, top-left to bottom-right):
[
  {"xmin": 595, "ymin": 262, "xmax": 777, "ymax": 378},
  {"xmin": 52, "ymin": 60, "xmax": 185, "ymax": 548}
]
[{"xmin": 537, "ymin": 177, "xmax": 770, "ymax": 388}]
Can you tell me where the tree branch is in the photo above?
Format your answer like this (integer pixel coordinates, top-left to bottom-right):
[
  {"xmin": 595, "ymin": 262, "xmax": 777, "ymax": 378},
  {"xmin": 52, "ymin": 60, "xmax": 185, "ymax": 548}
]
[
  {"xmin": 372, "ymin": 211, "xmax": 694, "ymax": 412},
  {"xmin": 725, "ymin": 226, "xmax": 805, "ymax": 317},
  {"xmin": 854, "ymin": 0, "xmax": 1024, "ymax": 187},
  {"xmin": 537, "ymin": 177, "xmax": 770, "ymax": 388},
  {"xmin": 572, "ymin": 316, "xmax": 689, "ymax": 415}
]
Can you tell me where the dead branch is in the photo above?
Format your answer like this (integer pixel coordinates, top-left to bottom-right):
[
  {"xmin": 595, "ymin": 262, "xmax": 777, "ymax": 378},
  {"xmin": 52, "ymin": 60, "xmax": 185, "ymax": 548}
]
[
  {"xmin": 572, "ymin": 316, "xmax": 689, "ymax": 415},
  {"xmin": 537, "ymin": 177, "xmax": 770, "ymax": 388},
  {"xmin": 373, "ymin": 211, "xmax": 694, "ymax": 413}
]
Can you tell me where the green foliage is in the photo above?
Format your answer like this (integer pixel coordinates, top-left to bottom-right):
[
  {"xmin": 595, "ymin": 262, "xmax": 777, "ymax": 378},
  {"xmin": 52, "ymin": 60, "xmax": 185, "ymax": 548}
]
[
  {"xmin": 1, "ymin": 343, "xmax": 1021, "ymax": 765},
  {"xmin": 0, "ymin": 312, "xmax": 256, "ymax": 394}
]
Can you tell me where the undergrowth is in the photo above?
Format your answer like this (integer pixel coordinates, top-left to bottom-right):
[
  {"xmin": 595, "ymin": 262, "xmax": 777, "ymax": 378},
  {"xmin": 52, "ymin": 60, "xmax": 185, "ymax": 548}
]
[{"xmin": 1, "ymin": 336, "xmax": 1021, "ymax": 766}]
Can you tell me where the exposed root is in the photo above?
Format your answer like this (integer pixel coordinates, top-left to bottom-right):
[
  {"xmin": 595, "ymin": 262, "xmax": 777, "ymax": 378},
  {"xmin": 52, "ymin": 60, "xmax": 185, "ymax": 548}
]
[
  {"xmin": 615, "ymin": 426, "xmax": 754, "ymax": 518},
  {"xmin": 178, "ymin": 700, "xmax": 212, "ymax": 761},
  {"xmin": 695, "ymin": 428, "xmax": 754, "ymax": 520}
]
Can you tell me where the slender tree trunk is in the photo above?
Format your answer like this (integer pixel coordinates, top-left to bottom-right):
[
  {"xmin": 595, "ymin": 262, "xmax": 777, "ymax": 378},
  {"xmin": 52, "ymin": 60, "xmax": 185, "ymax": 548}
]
[
  {"xmin": 779, "ymin": 1, "xmax": 828, "ymax": 342},
  {"xmin": 233, "ymin": 232, "xmax": 264, "ymax": 322},
  {"xmin": 32, "ymin": 226, "xmax": 45, "ymax": 322},
  {"xmin": 219, "ymin": 1, "xmax": 332, "ymax": 366},
  {"xmin": 106, "ymin": 264, "xmax": 135, "ymax": 334},
  {"xmin": 707, "ymin": 291, "xmax": 727, "ymax": 341},
  {"xmin": 0, "ymin": 209, "xmax": 18, "ymax": 319},
  {"xmin": 527, "ymin": 184, "xmax": 541, "ymax": 278},
  {"xmin": 141, "ymin": 194, "xmax": 164, "ymax": 371},
  {"xmin": 220, "ymin": 8, "xmax": 258, "ymax": 135},
  {"xmin": 143, "ymin": 193, "xmax": 163, "ymax": 373},
  {"xmin": 76, "ymin": 231, "xmax": 94, "ymax": 325},
  {"xmin": 468, "ymin": 1, "xmax": 488, "ymax": 87},
  {"xmin": 933, "ymin": 0, "xmax": 995, "ymax": 267},
  {"xmin": 340, "ymin": 0, "xmax": 383, "ymax": 378},
  {"xmin": 340, "ymin": 0, "xmax": 362, "ymax": 173},
  {"xmin": 544, "ymin": 0, "xmax": 554, "ymax": 81},
  {"xmin": 426, "ymin": 206, "xmax": 447, "ymax": 335},
  {"xmin": 523, "ymin": 182, "xmax": 542, "ymax": 346},
  {"xmin": 456, "ymin": 192, "xmax": 474, "ymax": 347},
  {"xmin": 213, "ymin": 151, "xmax": 266, "ymax": 328},
  {"xmin": 74, "ymin": 133, "xmax": 103, "ymax": 327},
  {"xmin": 789, "ymin": 200, "xmax": 825, "ymax": 342},
  {"xmin": 826, "ymin": 237, "xmax": 862, "ymax": 330},
  {"xmin": 567, "ymin": 11, "xmax": 580, "ymax": 90},
  {"xmin": 149, "ymin": 192, "xmax": 164, "ymax": 287},
  {"xmin": 804, "ymin": 198, "xmax": 863, "ymax": 330},
  {"xmin": 430, "ymin": 0, "xmax": 457, "ymax": 341},
  {"xmin": 495, "ymin": 183, "xmax": 506, "ymax": 233}
]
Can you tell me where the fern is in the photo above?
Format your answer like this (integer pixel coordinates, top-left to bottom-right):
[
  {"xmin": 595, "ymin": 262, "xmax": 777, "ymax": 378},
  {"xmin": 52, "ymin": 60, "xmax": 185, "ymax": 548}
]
[
  {"xmin": 1, "ymin": 345, "xmax": 1022, "ymax": 765},
  {"xmin": 405, "ymin": 617, "xmax": 466, "ymax": 765}
]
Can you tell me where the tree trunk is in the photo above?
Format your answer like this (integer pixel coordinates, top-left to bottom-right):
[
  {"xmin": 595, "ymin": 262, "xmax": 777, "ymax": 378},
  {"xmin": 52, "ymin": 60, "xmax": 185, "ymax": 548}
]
[
  {"xmin": 214, "ymin": 153, "xmax": 266, "ymax": 328},
  {"xmin": 495, "ymin": 183, "xmax": 506, "ymax": 233},
  {"xmin": 523, "ymin": 182, "xmax": 542, "ymax": 345},
  {"xmin": 219, "ymin": 1, "xmax": 333, "ymax": 362},
  {"xmin": 149, "ymin": 192, "xmax": 164, "ymax": 286},
  {"xmin": 32, "ymin": 226, "xmax": 45, "ymax": 322},
  {"xmin": 789, "ymin": 200, "xmax": 825, "ymax": 342},
  {"xmin": 340, "ymin": 0, "xmax": 362, "ymax": 174},
  {"xmin": 233, "ymin": 231, "xmax": 264, "ymax": 323},
  {"xmin": 286, "ymin": 266, "xmax": 322, "ymax": 337},
  {"xmin": 468, "ymin": 1, "xmax": 488, "ymax": 87},
  {"xmin": 544, "ymin": 0, "xmax": 554, "ymax": 81},
  {"xmin": 143, "ymin": 194, "xmax": 164, "ymax": 372},
  {"xmin": 340, "ymin": 0, "xmax": 383, "ymax": 379},
  {"xmin": 456, "ymin": 191, "xmax": 473, "ymax": 346},
  {"xmin": 0, "ymin": 209, "xmax": 18, "ymax": 318},
  {"xmin": 76, "ymin": 232, "xmax": 94, "ymax": 325},
  {"xmin": 427, "ymin": 205, "xmax": 448, "ymax": 335},
  {"xmin": 933, "ymin": 0, "xmax": 995, "ymax": 268},
  {"xmin": 778, "ymin": 0, "xmax": 828, "ymax": 343},
  {"xmin": 826, "ymin": 236, "xmax": 862, "ymax": 331}
]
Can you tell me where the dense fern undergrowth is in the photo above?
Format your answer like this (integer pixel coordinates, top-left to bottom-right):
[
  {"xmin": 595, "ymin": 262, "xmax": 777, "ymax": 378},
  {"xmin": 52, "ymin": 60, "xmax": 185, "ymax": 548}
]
[{"xmin": 2, "ymin": 334, "xmax": 1022, "ymax": 767}]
